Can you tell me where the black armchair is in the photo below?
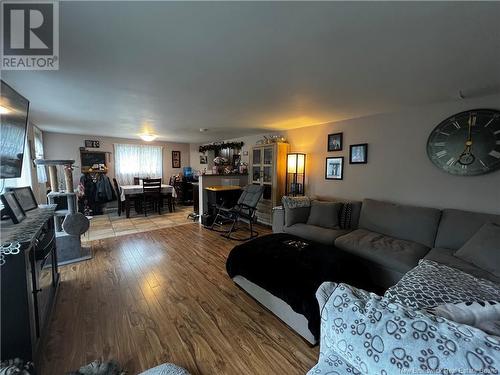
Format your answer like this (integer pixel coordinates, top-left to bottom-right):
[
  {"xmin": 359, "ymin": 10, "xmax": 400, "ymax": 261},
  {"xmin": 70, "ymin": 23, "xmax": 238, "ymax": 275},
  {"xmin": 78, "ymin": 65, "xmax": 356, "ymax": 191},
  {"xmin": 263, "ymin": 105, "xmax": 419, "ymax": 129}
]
[{"xmin": 210, "ymin": 185, "xmax": 264, "ymax": 241}]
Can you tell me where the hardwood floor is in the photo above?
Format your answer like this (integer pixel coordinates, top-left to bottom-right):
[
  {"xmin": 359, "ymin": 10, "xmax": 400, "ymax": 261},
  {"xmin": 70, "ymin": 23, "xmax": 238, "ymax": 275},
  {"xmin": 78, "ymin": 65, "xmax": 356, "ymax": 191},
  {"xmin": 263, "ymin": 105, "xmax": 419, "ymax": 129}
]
[{"xmin": 39, "ymin": 223, "xmax": 318, "ymax": 375}]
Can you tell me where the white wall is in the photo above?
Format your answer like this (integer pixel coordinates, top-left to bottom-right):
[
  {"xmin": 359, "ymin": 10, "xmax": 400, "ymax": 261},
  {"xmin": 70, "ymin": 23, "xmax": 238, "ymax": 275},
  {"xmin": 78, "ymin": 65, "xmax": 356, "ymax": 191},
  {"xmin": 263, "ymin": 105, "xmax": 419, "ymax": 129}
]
[
  {"xmin": 43, "ymin": 133, "xmax": 191, "ymax": 187},
  {"xmin": 191, "ymin": 95, "xmax": 500, "ymax": 214}
]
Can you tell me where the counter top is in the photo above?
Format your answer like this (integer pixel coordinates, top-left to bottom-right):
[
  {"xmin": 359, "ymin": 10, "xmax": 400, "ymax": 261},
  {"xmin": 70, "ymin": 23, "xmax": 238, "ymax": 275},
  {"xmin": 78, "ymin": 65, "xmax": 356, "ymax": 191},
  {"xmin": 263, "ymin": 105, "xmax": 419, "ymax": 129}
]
[
  {"xmin": 205, "ymin": 185, "xmax": 242, "ymax": 192},
  {"xmin": 200, "ymin": 173, "xmax": 248, "ymax": 177},
  {"xmin": 1, "ymin": 205, "xmax": 57, "ymax": 245}
]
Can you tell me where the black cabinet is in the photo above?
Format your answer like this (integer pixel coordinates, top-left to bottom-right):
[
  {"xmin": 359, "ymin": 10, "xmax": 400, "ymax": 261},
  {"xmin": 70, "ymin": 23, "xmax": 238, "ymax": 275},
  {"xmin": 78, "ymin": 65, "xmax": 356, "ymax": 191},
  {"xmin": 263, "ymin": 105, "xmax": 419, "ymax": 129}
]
[{"xmin": 1, "ymin": 206, "xmax": 59, "ymax": 365}]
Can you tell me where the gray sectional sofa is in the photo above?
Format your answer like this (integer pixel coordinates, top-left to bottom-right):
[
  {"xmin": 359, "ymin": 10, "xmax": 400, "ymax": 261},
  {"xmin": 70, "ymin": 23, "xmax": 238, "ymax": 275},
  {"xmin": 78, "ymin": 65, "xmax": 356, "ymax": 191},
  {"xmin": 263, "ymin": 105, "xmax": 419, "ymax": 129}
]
[
  {"xmin": 273, "ymin": 198, "xmax": 500, "ymax": 288},
  {"xmin": 231, "ymin": 197, "xmax": 500, "ymax": 345}
]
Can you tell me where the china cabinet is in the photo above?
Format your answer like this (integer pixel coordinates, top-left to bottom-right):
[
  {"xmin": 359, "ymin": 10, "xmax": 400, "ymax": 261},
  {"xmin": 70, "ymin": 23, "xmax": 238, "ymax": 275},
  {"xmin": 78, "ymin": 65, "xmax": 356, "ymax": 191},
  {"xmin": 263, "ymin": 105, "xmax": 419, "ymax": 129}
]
[{"xmin": 250, "ymin": 142, "xmax": 289, "ymax": 225}]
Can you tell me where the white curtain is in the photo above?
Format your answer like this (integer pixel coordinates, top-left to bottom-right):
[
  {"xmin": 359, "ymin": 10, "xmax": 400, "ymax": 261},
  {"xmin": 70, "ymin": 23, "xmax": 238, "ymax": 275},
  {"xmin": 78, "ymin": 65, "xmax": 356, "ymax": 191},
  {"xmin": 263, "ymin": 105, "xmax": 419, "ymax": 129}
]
[
  {"xmin": 114, "ymin": 143, "xmax": 163, "ymax": 185},
  {"xmin": 33, "ymin": 126, "xmax": 47, "ymax": 183}
]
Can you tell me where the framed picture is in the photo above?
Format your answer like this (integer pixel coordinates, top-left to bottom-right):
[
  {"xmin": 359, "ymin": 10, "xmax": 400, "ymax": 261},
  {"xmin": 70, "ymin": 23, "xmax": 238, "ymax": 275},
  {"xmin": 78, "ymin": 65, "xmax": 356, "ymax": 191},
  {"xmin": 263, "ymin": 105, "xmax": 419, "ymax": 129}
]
[
  {"xmin": 85, "ymin": 140, "xmax": 100, "ymax": 148},
  {"xmin": 350, "ymin": 143, "xmax": 368, "ymax": 164},
  {"xmin": 172, "ymin": 151, "xmax": 181, "ymax": 168},
  {"xmin": 8, "ymin": 186, "xmax": 38, "ymax": 212},
  {"xmin": 1, "ymin": 191, "xmax": 26, "ymax": 224},
  {"xmin": 328, "ymin": 132, "xmax": 343, "ymax": 151},
  {"xmin": 325, "ymin": 157, "xmax": 344, "ymax": 180},
  {"xmin": 200, "ymin": 155, "xmax": 208, "ymax": 164}
]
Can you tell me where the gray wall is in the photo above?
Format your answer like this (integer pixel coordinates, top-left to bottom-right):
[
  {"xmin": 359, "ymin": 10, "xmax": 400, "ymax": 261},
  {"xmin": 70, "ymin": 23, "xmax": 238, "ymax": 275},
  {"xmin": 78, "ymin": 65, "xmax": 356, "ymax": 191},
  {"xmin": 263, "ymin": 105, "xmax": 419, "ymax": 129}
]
[{"xmin": 191, "ymin": 95, "xmax": 500, "ymax": 214}]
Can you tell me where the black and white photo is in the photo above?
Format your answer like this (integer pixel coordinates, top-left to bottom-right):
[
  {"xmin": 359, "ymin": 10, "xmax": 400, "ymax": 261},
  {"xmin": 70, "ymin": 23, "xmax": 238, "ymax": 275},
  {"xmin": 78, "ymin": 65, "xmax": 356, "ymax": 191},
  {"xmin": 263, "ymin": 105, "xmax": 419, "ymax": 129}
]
[
  {"xmin": 349, "ymin": 143, "xmax": 368, "ymax": 164},
  {"xmin": 325, "ymin": 157, "xmax": 344, "ymax": 180}
]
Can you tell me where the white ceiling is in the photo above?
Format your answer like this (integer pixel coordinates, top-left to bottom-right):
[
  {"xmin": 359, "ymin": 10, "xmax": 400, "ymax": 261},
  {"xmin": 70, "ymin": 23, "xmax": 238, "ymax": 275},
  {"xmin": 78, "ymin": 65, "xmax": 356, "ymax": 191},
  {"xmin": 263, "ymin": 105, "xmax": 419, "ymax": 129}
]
[{"xmin": 3, "ymin": 1, "xmax": 500, "ymax": 143}]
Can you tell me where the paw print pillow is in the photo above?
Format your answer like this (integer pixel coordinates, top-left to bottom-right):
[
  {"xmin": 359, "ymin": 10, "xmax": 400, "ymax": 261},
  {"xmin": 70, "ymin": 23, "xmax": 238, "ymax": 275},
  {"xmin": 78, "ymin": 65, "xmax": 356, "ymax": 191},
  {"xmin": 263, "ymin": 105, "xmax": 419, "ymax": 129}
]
[{"xmin": 314, "ymin": 283, "xmax": 500, "ymax": 375}]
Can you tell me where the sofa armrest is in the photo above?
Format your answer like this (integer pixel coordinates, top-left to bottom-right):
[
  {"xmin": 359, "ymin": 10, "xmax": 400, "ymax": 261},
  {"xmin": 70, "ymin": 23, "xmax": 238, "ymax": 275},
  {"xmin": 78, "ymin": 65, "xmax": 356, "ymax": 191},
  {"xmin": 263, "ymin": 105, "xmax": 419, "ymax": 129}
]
[{"xmin": 272, "ymin": 206, "xmax": 285, "ymax": 233}]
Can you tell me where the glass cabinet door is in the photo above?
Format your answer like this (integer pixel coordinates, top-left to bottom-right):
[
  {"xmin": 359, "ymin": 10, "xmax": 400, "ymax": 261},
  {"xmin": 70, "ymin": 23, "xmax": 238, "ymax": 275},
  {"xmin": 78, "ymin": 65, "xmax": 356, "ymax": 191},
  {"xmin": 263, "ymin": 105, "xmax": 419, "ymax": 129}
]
[
  {"xmin": 263, "ymin": 147, "xmax": 273, "ymax": 165},
  {"xmin": 263, "ymin": 166, "xmax": 272, "ymax": 183},
  {"xmin": 252, "ymin": 148, "xmax": 261, "ymax": 165},
  {"xmin": 252, "ymin": 166, "xmax": 261, "ymax": 183}
]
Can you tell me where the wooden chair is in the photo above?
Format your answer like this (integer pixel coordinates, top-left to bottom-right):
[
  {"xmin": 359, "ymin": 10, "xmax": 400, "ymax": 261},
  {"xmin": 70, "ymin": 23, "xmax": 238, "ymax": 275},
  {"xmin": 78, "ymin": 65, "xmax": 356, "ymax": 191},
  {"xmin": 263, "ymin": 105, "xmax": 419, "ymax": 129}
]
[
  {"xmin": 142, "ymin": 178, "xmax": 162, "ymax": 216},
  {"xmin": 133, "ymin": 177, "xmax": 140, "ymax": 185}
]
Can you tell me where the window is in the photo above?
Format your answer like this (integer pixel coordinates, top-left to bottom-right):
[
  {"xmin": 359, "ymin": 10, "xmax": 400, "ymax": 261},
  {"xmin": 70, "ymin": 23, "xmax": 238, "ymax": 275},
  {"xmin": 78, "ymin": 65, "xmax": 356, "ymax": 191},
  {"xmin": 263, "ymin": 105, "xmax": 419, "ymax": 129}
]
[
  {"xmin": 2, "ymin": 134, "xmax": 32, "ymax": 191},
  {"xmin": 114, "ymin": 143, "xmax": 163, "ymax": 185},
  {"xmin": 33, "ymin": 126, "xmax": 47, "ymax": 183}
]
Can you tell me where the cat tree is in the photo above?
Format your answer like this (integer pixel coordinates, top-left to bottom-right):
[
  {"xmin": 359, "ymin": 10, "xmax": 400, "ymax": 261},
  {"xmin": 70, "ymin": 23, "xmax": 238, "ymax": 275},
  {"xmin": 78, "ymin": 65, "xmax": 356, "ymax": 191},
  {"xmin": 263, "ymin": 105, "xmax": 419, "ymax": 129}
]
[{"xmin": 34, "ymin": 159, "xmax": 91, "ymax": 264}]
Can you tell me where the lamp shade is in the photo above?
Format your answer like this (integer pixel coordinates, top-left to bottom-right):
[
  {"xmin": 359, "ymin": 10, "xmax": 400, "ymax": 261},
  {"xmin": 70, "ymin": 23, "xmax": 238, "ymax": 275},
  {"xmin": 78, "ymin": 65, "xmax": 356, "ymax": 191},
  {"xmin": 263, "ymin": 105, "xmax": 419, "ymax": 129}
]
[
  {"xmin": 286, "ymin": 152, "xmax": 306, "ymax": 196},
  {"xmin": 287, "ymin": 153, "xmax": 297, "ymax": 174}
]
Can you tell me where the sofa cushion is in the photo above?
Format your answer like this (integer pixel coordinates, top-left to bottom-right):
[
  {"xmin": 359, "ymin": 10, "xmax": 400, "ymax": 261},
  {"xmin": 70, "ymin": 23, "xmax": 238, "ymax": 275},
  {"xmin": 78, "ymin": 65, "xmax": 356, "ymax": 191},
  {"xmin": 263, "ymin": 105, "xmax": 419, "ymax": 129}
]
[
  {"xmin": 454, "ymin": 223, "xmax": 500, "ymax": 278},
  {"xmin": 359, "ymin": 199, "xmax": 441, "ymax": 248},
  {"xmin": 425, "ymin": 247, "xmax": 500, "ymax": 283},
  {"xmin": 334, "ymin": 228, "xmax": 430, "ymax": 274},
  {"xmin": 434, "ymin": 209, "xmax": 500, "ymax": 250},
  {"xmin": 306, "ymin": 200, "xmax": 342, "ymax": 229},
  {"xmin": 281, "ymin": 196, "xmax": 311, "ymax": 227},
  {"xmin": 284, "ymin": 223, "xmax": 350, "ymax": 245},
  {"xmin": 308, "ymin": 282, "xmax": 500, "ymax": 375},
  {"xmin": 384, "ymin": 259, "xmax": 500, "ymax": 310}
]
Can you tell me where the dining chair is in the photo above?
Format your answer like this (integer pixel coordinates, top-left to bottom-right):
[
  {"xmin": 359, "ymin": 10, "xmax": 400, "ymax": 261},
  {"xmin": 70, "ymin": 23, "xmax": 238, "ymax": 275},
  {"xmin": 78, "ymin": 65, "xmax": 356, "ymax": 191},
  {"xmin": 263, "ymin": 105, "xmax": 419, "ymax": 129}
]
[
  {"xmin": 142, "ymin": 178, "xmax": 162, "ymax": 216},
  {"xmin": 112, "ymin": 178, "xmax": 124, "ymax": 216}
]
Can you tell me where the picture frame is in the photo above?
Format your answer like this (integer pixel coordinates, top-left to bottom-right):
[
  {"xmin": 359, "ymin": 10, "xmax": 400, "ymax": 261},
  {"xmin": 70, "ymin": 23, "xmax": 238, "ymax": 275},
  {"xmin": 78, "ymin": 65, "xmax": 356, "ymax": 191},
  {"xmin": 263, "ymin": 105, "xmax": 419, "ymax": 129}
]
[
  {"xmin": 7, "ymin": 186, "xmax": 38, "ymax": 212},
  {"xmin": 327, "ymin": 132, "xmax": 343, "ymax": 151},
  {"xmin": 349, "ymin": 143, "xmax": 368, "ymax": 164},
  {"xmin": 85, "ymin": 140, "xmax": 100, "ymax": 148},
  {"xmin": 200, "ymin": 155, "xmax": 208, "ymax": 164},
  {"xmin": 172, "ymin": 151, "xmax": 181, "ymax": 168},
  {"xmin": 325, "ymin": 157, "xmax": 344, "ymax": 180},
  {"xmin": 1, "ymin": 191, "xmax": 27, "ymax": 224}
]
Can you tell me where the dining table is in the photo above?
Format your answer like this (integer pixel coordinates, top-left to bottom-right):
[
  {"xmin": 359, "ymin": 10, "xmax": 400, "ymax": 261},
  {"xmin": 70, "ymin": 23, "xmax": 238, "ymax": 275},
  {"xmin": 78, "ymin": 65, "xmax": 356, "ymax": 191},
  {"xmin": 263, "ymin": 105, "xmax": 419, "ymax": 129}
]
[{"xmin": 120, "ymin": 184, "xmax": 177, "ymax": 218}]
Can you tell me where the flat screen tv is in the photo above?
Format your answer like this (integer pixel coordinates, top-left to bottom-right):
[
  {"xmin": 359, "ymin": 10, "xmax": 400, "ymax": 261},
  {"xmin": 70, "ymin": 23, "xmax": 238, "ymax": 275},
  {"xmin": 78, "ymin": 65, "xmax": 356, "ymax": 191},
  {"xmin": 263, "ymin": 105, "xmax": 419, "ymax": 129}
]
[{"xmin": 0, "ymin": 80, "xmax": 29, "ymax": 179}]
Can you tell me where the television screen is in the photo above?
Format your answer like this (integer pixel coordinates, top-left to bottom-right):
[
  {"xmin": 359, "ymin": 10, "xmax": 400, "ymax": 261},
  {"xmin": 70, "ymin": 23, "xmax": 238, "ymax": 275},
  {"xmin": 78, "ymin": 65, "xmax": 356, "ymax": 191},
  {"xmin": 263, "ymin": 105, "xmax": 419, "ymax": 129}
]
[{"xmin": 0, "ymin": 80, "xmax": 29, "ymax": 179}]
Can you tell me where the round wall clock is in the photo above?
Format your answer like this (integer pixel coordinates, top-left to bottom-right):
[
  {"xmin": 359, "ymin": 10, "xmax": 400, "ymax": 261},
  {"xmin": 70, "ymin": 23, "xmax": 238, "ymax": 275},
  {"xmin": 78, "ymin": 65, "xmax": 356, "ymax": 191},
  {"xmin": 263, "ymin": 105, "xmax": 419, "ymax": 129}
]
[{"xmin": 427, "ymin": 109, "xmax": 500, "ymax": 176}]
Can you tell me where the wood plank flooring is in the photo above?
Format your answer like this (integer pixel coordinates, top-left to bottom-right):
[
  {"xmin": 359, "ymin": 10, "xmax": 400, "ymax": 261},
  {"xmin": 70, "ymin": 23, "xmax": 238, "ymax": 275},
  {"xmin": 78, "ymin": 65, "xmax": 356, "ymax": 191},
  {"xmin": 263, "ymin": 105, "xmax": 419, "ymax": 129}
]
[{"xmin": 39, "ymin": 223, "xmax": 318, "ymax": 375}]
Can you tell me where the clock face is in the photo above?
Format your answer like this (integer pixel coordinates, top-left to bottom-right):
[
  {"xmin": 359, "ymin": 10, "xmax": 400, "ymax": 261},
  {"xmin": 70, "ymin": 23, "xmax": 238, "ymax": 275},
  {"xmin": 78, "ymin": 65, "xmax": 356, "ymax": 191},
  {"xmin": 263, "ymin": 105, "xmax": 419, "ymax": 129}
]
[{"xmin": 427, "ymin": 109, "xmax": 500, "ymax": 176}]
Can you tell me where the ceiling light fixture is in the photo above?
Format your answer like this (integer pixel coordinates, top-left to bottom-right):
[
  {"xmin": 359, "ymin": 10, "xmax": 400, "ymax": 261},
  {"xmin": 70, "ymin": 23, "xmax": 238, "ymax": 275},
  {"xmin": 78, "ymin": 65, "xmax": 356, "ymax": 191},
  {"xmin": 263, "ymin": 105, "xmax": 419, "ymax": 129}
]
[
  {"xmin": 140, "ymin": 133, "xmax": 158, "ymax": 142},
  {"xmin": 0, "ymin": 105, "xmax": 10, "ymax": 114}
]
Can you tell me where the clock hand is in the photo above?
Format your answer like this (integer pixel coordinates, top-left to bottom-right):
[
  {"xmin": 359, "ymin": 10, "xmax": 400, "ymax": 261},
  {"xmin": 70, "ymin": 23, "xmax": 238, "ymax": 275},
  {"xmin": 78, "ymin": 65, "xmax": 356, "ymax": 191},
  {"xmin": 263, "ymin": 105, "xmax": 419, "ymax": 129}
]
[{"xmin": 456, "ymin": 114, "xmax": 475, "ymax": 166}]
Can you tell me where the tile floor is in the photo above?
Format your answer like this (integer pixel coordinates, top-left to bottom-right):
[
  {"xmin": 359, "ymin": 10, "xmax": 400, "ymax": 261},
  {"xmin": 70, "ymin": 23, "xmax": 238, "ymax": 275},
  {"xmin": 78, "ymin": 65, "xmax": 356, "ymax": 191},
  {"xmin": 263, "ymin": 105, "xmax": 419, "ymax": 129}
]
[{"xmin": 82, "ymin": 205, "xmax": 196, "ymax": 242}]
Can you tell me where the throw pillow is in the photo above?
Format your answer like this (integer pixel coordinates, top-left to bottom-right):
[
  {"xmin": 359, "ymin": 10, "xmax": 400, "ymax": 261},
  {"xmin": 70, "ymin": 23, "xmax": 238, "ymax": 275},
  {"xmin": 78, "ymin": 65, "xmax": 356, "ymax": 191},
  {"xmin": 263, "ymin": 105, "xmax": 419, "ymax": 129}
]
[
  {"xmin": 455, "ymin": 222, "xmax": 500, "ymax": 277},
  {"xmin": 429, "ymin": 300, "xmax": 500, "ymax": 336},
  {"xmin": 339, "ymin": 202, "xmax": 353, "ymax": 229},
  {"xmin": 384, "ymin": 259, "xmax": 500, "ymax": 310},
  {"xmin": 306, "ymin": 201, "xmax": 342, "ymax": 229},
  {"xmin": 308, "ymin": 282, "xmax": 500, "ymax": 375},
  {"xmin": 281, "ymin": 196, "xmax": 311, "ymax": 227}
]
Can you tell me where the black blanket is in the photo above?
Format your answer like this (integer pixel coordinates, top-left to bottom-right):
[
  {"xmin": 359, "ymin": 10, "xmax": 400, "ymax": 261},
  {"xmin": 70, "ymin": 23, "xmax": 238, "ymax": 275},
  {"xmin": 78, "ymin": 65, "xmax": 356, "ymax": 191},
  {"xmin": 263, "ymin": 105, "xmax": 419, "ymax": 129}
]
[{"xmin": 226, "ymin": 233, "xmax": 361, "ymax": 341}]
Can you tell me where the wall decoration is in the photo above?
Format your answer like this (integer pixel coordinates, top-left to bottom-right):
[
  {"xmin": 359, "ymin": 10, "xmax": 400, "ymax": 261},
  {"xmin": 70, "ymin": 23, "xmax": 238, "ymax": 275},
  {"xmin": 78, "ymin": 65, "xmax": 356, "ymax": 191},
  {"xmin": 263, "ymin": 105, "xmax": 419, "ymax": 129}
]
[
  {"xmin": 172, "ymin": 151, "xmax": 181, "ymax": 168},
  {"xmin": 325, "ymin": 157, "xmax": 344, "ymax": 180},
  {"xmin": 427, "ymin": 109, "xmax": 500, "ymax": 176},
  {"xmin": 85, "ymin": 140, "xmax": 100, "ymax": 148},
  {"xmin": 328, "ymin": 133, "xmax": 343, "ymax": 151},
  {"xmin": 1, "ymin": 192, "xmax": 26, "ymax": 224},
  {"xmin": 198, "ymin": 142, "xmax": 244, "ymax": 153},
  {"xmin": 350, "ymin": 143, "xmax": 368, "ymax": 164},
  {"xmin": 200, "ymin": 155, "xmax": 208, "ymax": 164}
]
